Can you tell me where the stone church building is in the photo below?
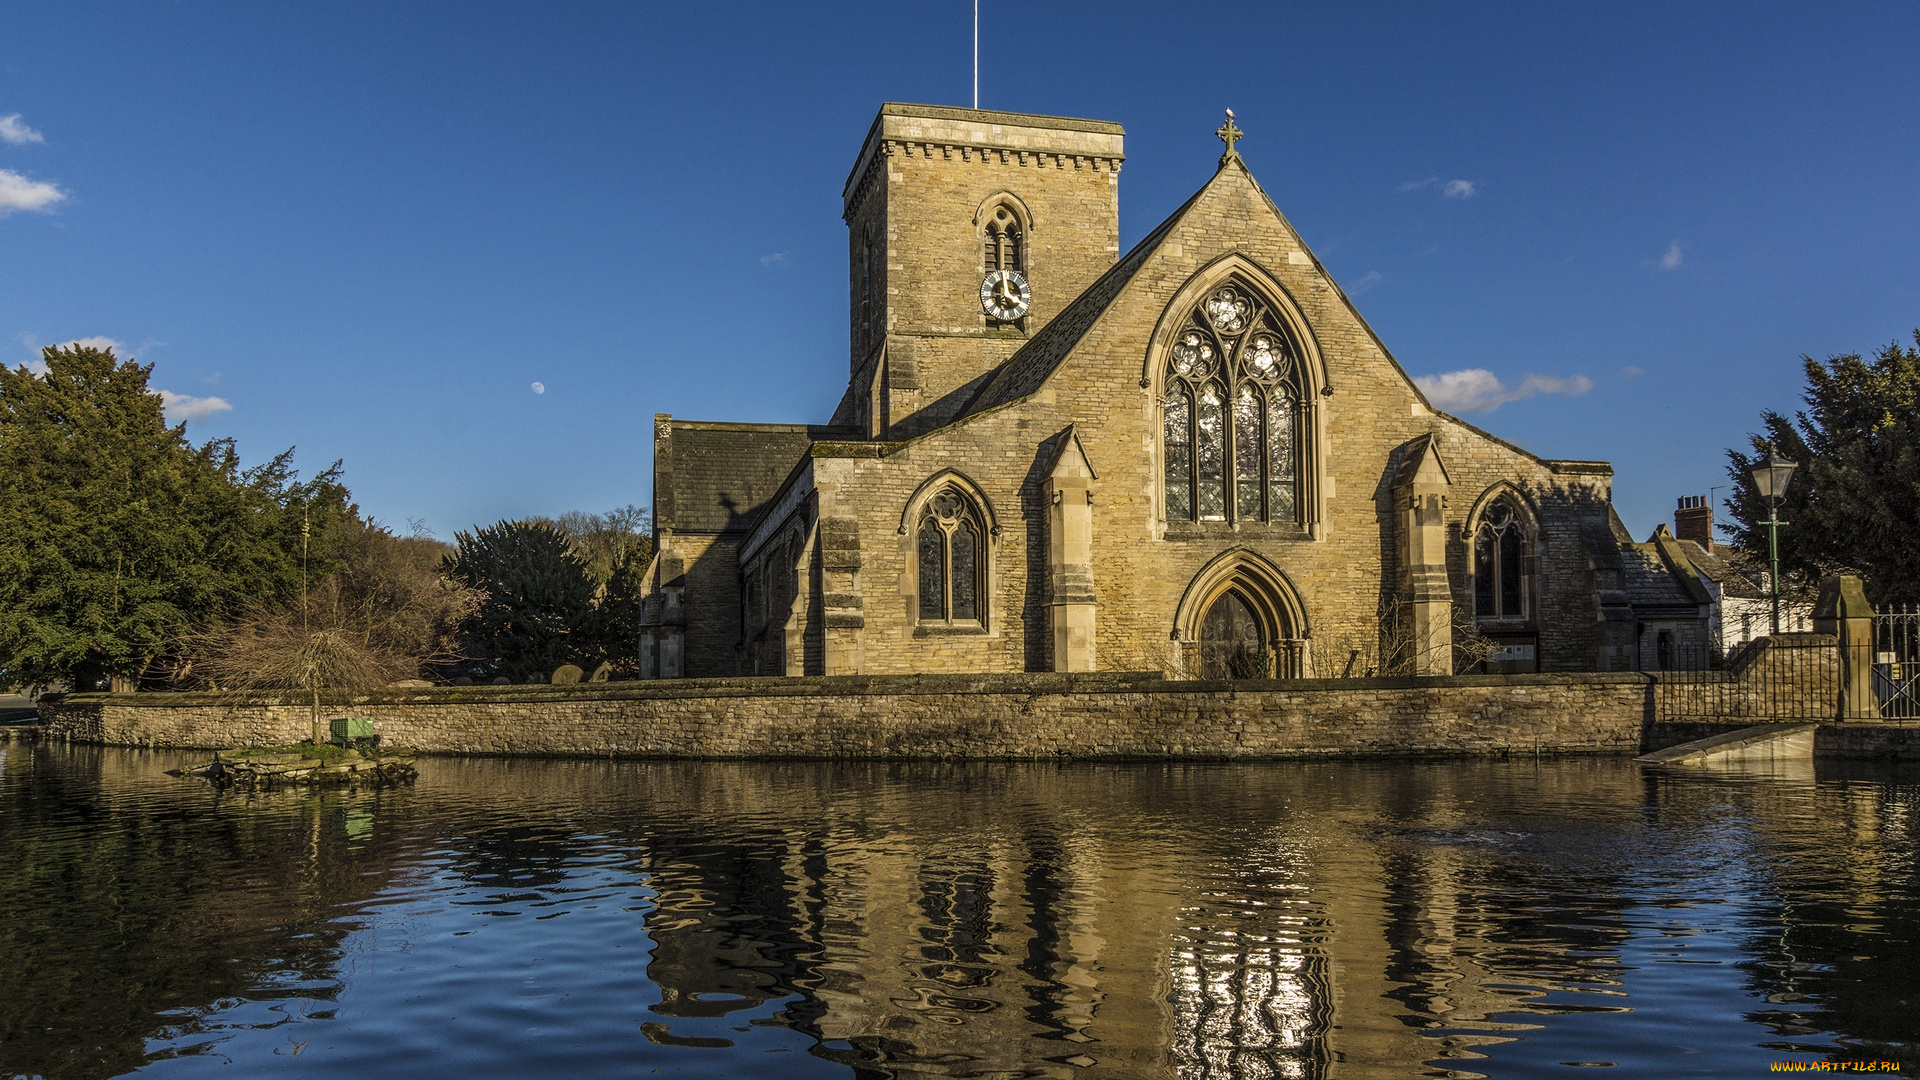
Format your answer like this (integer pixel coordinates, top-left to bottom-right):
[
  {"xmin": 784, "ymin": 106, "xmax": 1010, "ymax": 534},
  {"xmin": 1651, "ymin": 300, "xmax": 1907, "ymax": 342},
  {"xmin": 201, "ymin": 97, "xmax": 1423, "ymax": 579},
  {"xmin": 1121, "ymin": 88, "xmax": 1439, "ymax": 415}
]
[{"xmin": 638, "ymin": 103, "xmax": 1709, "ymax": 680}]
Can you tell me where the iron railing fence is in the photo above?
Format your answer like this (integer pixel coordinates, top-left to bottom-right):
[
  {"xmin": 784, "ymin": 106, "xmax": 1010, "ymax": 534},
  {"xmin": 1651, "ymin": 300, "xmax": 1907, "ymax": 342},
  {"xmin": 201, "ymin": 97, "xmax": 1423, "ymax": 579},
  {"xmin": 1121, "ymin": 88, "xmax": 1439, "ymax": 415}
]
[
  {"xmin": 1873, "ymin": 602, "xmax": 1920, "ymax": 720},
  {"xmin": 1654, "ymin": 636, "xmax": 1839, "ymax": 724}
]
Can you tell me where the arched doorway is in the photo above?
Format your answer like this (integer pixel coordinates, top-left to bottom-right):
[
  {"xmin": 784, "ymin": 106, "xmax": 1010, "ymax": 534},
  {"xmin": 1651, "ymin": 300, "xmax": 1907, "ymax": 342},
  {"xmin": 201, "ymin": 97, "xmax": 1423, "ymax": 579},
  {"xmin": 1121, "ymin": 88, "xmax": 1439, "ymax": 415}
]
[
  {"xmin": 1174, "ymin": 551, "xmax": 1310, "ymax": 680},
  {"xmin": 1200, "ymin": 589, "xmax": 1268, "ymax": 678}
]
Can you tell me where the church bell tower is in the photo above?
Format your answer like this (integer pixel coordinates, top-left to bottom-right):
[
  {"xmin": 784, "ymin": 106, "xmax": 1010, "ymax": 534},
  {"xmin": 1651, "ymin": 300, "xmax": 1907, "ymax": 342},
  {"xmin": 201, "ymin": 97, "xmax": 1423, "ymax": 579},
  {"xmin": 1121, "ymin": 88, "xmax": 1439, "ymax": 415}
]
[{"xmin": 840, "ymin": 103, "xmax": 1125, "ymax": 438}]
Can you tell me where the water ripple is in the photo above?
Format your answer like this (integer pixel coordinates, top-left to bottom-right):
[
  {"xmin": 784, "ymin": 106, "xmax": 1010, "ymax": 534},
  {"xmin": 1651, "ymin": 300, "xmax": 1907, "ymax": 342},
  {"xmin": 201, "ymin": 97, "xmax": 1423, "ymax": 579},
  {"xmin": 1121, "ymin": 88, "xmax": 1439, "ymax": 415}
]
[{"xmin": 0, "ymin": 750, "xmax": 1914, "ymax": 1077}]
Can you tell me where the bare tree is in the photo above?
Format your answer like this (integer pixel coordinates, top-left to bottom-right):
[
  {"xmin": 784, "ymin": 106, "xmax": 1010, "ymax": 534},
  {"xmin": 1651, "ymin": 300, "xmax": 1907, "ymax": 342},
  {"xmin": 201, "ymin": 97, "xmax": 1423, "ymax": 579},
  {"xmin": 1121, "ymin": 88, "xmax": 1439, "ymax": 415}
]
[{"xmin": 188, "ymin": 520, "xmax": 479, "ymax": 742}]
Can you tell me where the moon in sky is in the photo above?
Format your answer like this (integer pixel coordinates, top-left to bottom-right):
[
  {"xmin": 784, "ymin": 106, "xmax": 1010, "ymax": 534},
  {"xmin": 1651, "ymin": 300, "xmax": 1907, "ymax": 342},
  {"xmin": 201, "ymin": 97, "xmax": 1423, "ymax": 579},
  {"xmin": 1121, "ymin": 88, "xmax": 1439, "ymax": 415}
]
[{"xmin": 531, "ymin": 381, "xmax": 545, "ymax": 395}]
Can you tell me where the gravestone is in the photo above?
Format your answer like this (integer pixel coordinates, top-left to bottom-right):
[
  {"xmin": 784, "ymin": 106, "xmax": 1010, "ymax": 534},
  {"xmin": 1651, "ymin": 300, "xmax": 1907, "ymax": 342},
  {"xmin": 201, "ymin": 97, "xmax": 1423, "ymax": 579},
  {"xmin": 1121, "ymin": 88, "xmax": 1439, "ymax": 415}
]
[
  {"xmin": 551, "ymin": 664, "xmax": 585, "ymax": 685},
  {"xmin": 589, "ymin": 663, "xmax": 614, "ymax": 683}
]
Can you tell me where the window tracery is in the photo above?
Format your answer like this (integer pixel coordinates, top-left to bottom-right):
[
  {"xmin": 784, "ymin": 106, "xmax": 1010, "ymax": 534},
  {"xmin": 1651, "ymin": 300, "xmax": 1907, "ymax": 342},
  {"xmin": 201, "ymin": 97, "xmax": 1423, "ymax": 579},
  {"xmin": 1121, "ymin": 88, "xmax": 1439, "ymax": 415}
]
[
  {"xmin": 916, "ymin": 489, "xmax": 985, "ymax": 624},
  {"xmin": 982, "ymin": 205, "xmax": 1024, "ymax": 273},
  {"xmin": 1162, "ymin": 281, "xmax": 1303, "ymax": 524},
  {"xmin": 1472, "ymin": 497, "xmax": 1531, "ymax": 621}
]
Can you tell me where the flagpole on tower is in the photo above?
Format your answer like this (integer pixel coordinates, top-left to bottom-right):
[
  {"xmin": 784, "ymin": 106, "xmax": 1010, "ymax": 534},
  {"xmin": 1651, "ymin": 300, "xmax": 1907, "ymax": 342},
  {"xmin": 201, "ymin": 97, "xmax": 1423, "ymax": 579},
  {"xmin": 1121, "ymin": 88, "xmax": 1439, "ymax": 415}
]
[{"xmin": 972, "ymin": 0, "xmax": 979, "ymax": 109}]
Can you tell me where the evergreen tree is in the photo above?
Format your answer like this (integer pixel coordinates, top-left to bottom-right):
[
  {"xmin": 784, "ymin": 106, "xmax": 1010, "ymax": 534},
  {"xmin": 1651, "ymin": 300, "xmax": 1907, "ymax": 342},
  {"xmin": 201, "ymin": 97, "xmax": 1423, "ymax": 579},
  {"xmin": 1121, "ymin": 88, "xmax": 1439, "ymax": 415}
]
[
  {"xmin": 581, "ymin": 535, "xmax": 650, "ymax": 674},
  {"xmin": 0, "ymin": 345, "xmax": 345, "ymax": 689},
  {"xmin": 1724, "ymin": 331, "xmax": 1920, "ymax": 605},
  {"xmin": 519, "ymin": 505, "xmax": 653, "ymax": 675},
  {"xmin": 443, "ymin": 519, "xmax": 597, "ymax": 681}
]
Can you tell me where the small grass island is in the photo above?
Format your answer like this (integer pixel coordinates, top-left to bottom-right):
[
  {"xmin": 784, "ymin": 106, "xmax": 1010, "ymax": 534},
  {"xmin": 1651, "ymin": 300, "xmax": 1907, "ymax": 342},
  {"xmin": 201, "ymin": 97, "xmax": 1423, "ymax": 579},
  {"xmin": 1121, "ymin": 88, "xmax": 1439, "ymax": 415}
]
[{"xmin": 171, "ymin": 742, "xmax": 417, "ymax": 790}]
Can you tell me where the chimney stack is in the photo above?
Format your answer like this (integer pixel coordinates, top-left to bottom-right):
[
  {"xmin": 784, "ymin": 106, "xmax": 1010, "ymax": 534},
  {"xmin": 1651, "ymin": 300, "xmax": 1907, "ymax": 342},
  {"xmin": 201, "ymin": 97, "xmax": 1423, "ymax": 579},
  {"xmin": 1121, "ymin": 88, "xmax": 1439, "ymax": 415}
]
[{"xmin": 1674, "ymin": 495, "xmax": 1713, "ymax": 552}]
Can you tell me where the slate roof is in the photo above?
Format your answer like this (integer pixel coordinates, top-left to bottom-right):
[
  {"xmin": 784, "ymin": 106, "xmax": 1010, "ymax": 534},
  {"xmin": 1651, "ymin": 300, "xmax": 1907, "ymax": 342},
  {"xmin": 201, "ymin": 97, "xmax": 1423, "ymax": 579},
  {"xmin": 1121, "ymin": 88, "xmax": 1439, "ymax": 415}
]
[
  {"xmin": 1620, "ymin": 543, "xmax": 1699, "ymax": 608},
  {"xmin": 659, "ymin": 421, "xmax": 855, "ymax": 534},
  {"xmin": 1580, "ymin": 517, "xmax": 1626, "ymax": 572},
  {"xmin": 1676, "ymin": 539, "xmax": 1770, "ymax": 600},
  {"xmin": 1610, "ymin": 526, "xmax": 1714, "ymax": 610}
]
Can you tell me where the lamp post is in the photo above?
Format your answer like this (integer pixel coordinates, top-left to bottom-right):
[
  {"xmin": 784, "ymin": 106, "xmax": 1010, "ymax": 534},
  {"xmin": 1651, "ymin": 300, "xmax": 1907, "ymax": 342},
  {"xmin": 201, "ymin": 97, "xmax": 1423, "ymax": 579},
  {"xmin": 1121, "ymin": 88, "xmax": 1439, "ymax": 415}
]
[{"xmin": 1748, "ymin": 443, "xmax": 1798, "ymax": 635}]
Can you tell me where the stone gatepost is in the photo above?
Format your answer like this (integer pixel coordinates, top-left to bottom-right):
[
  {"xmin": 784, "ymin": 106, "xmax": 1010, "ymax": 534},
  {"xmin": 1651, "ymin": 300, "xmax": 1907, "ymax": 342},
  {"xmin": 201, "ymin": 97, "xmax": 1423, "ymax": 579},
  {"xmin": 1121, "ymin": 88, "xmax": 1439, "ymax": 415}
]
[
  {"xmin": 1393, "ymin": 435, "xmax": 1454, "ymax": 675},
  {"xmin": 818, "ymin": 516, "xmax": 865, "ymax": 675},
  {"xmin": 1814, "ymin": 574, "xmax": 1877, "ymax": 720},
  {"xmin": 1044, "ymin": 428, "xmax": 1098, "ymax": 672}
]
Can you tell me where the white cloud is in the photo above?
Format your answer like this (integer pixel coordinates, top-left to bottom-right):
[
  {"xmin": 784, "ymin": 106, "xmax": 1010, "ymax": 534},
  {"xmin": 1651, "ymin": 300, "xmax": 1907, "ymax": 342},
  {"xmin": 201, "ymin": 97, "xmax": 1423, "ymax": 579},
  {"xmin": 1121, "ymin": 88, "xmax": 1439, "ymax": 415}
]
[
  {"xmin": 1659, "ymin": 242, "xmax": 1683, "ymax": 270},
  {"xmin": 158, "ymin": 389, "xmax": 233, "ymax": 422},
  {"xmin": 13, "ymin": 331, "xmax": 44, "ymax": 374},
  {"xmin": 1620, "ymin": 364, "xmax": 1645, "ymax": 378},
  {"xmin": 760, "ymin": 252, "xmax": 789, "ymax": 266},
  {"xmin": 1443, "ymin": 179, "xmax": 1477, "ymax": 199},
  {"xmin": 1348, "ymin": 270, "xmax": 1384, "ymax": 294},
  {"xmin": 1415, "ymin": 368, "xmax": 1593, "ymax": 413},
  {"xmin": 1398, "ymin": 176, "xmax": 1439, "ymax": 192},
  {"xmin": 14, "ymin": 335, "xmax": 130, "ymax": 371},
  {"xmin": 0, "ymin": 114, "xmax": 44, "ymax": 145},
  {"xmin": 0, "ymin": 169, "xmax": 66, "ymax": 216},
  {"xmin": 530, "ymin": 381, "xmax": 545, "ymax": 395}
]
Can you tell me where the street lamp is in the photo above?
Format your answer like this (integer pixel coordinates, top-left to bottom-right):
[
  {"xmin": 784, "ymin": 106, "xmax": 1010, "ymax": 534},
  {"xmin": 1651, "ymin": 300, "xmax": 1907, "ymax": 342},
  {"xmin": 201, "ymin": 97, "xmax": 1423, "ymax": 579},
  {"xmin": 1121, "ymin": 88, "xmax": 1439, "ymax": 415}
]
[{"xmin": 1748, "ymin": 443, "xmax": 1798, "ymax": 635}]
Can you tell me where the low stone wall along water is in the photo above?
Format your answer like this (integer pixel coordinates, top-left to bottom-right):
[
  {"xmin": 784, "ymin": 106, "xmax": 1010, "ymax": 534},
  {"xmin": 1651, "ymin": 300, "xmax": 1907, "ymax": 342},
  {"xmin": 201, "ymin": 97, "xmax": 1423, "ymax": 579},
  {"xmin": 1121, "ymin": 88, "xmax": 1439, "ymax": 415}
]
[{"xmin": 40, "ymin": 671, "xmax": 1658, "ymax": 759}]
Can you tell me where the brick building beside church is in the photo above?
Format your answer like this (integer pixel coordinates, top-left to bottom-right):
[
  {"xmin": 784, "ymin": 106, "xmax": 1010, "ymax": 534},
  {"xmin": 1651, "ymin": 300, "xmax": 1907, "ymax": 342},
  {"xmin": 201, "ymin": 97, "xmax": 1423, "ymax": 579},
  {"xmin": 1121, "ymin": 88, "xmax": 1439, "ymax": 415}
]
[{"xmin": 638, "ymin": 103, "xmax": 1710, "ymax": 679}]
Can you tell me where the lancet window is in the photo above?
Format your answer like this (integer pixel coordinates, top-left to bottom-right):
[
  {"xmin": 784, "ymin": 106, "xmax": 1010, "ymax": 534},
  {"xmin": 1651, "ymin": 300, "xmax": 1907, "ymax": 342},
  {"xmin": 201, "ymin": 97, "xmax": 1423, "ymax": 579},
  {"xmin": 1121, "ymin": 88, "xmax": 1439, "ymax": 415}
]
[
  {"xmin": 982, "ymin": 205, "xmax": 1024, "ymax": 272},
  {"xmin": 1162, "ymin": 281, "xmax": 1303, "ymax": 524},
  {"xmin": 916, "ymin": 488, "xmax": 986, "ymax": 624},
  {"xmin": 1472, "ymin": 497, "xmax": 1531, "ymax": 620}
]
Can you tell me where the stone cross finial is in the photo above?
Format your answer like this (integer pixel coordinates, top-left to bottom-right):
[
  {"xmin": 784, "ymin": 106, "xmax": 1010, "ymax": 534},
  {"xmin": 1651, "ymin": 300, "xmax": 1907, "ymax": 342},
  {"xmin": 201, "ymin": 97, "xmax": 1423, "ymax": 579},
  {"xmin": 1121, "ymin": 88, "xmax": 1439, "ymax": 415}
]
[{"xmin": 1216, "ymin": 108, "xmax": 1243, "ymax": 162}]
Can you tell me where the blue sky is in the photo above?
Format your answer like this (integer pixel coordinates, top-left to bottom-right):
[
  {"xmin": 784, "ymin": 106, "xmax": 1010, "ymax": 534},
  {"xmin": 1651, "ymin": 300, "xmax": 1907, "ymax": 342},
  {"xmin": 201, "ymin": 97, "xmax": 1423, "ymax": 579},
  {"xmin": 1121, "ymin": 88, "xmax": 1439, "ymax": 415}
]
[{"xmin": 3, "ymin": 2, "xmax": 1916, "ymax": 540}]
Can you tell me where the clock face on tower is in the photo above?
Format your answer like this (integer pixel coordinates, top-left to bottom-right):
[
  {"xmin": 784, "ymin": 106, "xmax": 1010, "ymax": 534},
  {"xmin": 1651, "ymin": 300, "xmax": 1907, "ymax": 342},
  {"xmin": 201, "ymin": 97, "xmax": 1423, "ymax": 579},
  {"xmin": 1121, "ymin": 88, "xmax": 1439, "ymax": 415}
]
[{"xmin": 979, "ymin": 270, "xmax": 1032, "ymax": 321}]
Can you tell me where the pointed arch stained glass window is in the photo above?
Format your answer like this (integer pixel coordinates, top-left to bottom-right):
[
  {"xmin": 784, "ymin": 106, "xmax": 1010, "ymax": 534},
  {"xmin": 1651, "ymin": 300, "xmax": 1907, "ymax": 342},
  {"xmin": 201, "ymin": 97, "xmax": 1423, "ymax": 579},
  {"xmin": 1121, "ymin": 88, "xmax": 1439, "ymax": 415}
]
[
  {"xmin": 917, "ymin": 489, "xmax": 986, "ymax": 623},
  {"xmin": 1473, "ymin": 498, "xmax": 1529, "ymax": 620},
  {"xmin": 1162, "ymin": 282, "xmax": 1305, "ymax": 523}
]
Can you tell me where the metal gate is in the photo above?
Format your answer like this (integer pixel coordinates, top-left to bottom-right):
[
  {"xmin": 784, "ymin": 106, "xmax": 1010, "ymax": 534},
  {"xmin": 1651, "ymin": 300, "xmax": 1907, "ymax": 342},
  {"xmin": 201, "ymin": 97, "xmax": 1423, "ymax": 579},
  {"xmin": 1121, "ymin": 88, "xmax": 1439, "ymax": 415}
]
[
  {"xmin": 1874, "ymin": 603, "xmax": 1920, "ymax": 719},
  {"xmin": 1654, "ymin": 637, "xmax": 1839, "ymax": 723}
]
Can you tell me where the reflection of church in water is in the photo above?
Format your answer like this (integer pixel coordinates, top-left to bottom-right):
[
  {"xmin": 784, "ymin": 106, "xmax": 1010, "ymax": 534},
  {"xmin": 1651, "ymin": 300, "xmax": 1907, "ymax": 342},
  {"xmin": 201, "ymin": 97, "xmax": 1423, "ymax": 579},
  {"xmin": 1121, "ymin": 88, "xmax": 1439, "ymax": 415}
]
[
  {"xmin": 627, "ymin": 764, "xmax": 1647, "ymax": 1078},
  {"xmin": 639, "ymin": 103, "xmax": 1711, "ymax": 680}
]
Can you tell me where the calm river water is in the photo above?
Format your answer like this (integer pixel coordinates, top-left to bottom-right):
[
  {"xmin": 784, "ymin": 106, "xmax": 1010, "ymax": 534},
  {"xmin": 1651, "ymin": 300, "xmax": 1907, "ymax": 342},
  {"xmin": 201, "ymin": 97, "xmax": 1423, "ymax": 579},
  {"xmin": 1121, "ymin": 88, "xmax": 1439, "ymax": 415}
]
[{"xmin": 1, "ymin": 745, "xmax": 1915, "ymax": 1079}]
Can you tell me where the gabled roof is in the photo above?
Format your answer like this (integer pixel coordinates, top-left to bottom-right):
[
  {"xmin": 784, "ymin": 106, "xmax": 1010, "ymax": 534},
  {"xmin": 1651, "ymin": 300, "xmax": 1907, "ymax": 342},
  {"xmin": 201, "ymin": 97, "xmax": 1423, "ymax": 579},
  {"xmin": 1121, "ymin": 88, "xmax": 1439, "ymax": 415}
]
[
  {"xmin": 1393, "ymin": 432, "xmax": 1452, "ymax": 488},
  {"xmin": 1620, "ymin": 542, "xmax": 1702, "ymax": 609},
  {"xmin": 1676, "ymin": 539, "xmax": 1770, "ymax": 600},
  {"xmin": 1042, "ymin": 424, "xmax": 1098, "ymax": 480},
  {"xmin": 656, "ymin": 419, "xmax": 856, "ymax": 535},
  {"xmin": 954, "ymin": 157, "xmax": 1605, "ymax": 482},
  {"xmin": 959, "ymin": 181, "xmax": 1212, "ymax": 419},
  {"xmin": 1648, "ymin": 525, "xmax": 1714, "ymax": 605}
]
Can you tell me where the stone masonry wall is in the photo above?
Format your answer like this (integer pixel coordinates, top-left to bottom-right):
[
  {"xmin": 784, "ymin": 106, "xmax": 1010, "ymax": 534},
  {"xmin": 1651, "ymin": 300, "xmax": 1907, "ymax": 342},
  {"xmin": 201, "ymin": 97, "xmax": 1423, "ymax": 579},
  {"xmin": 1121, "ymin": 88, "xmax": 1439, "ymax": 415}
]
[
  {"xmin": 659, "ymin": 531, "xmax": 743, "ymax": 680},
  {"xmin": 852, "ymin": 107, "xmax": 1125, "ymax": 436},
  {"xmin": 39, "ymin": 671, "xmax": 1654, "ymax": 758},
  {"xmin": 782, "ymin": 162, "xmax": 1620, "ymax": 679}
]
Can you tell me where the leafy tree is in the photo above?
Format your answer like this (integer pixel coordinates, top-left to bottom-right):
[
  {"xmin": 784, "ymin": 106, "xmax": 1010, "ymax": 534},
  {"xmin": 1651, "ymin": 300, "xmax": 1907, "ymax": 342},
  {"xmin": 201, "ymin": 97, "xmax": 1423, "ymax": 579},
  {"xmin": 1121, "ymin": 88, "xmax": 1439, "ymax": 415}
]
[
  {"xmin": 1724, "ymin": 331, "xmax": 1920, "ymax": 604},
  {"xmin": 0, "ymin": 344, "xmax": 346, "ymax": 690},
  {"xmin": 443, "ymin": 519, "xmax": 598, "ymax": 681}
]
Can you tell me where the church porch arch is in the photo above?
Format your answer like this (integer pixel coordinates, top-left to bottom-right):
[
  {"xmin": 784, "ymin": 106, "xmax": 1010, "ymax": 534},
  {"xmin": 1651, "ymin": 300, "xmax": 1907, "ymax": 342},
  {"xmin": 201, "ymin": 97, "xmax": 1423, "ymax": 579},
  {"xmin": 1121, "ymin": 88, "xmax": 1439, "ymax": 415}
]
[{"xmin": 1170, "ymin": 550, "xmax": 1311, "ymax": 679}]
